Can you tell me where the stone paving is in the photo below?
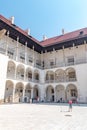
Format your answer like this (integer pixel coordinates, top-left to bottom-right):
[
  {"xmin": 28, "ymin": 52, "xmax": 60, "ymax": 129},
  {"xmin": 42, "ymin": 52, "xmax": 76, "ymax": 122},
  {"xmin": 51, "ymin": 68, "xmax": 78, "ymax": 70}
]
[{"xmin": 0, "ymin": 103, "xmax": 87, "ymax": 130}]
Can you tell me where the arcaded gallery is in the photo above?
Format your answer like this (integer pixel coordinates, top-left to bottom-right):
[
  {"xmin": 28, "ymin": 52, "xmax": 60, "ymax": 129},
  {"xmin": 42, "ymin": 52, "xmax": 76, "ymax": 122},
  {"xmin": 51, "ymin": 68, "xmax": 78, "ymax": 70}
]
[{"xmin": 0, "ymin": 15, "xmax": 87, "ymax": 103}]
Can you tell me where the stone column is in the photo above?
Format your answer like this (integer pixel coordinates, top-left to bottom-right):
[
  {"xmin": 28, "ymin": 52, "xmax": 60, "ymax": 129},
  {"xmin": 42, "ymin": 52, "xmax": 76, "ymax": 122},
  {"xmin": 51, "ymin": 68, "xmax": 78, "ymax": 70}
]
[
  {"xmin": 84, "ymin": 40, "xmax": 87, "ymax": 62},
  {"xmin": 41, "ymin": 51, "xmax": 43, "ymax": 68},
  {"xmin": 16, "ymin": 37, "xmax": 19, "ymax": 61},
  {"xmin": 22, "ymin": 87, "xmax": 25, "ymax": 102},
  {"xmin": 53, "ymin": 48, "xmax": 55, "ymax": 67},
  {"xmin": 25, "ymin": 42, "xmax": 27, "ymax": 64},
  {"xmin": 6, "ymin": 31, "xmax": 9, "ymax": 55},
  {"xmin": 73, "ymin": 43, "xmax": 76, "ymax": 64},
  {"xmin": 54, "ymin": 87, "xmax": 56, "ymax": 102},
  {"xmin": 15, "ymin": 66, "xmax": 17, "ymax": 80},
  {"xmin": 62, "ymin": 46, "xmax": 65, "ymax": 66},
  {"xmin": 32, "ymin": 46, "xmax": 35, "ymax": 67},
  {"xmin": 12, "ymin": 84, "xmax": 15, "ymax": 103},
  {"xmin": 31, "ymin": 88, "xmax": 34, "ymax": 99}
]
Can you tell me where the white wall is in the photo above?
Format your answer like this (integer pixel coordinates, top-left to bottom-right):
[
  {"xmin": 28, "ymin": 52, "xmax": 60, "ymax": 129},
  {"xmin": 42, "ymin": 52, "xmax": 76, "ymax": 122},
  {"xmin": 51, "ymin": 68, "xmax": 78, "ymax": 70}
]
[
  {"xmin": 75, "ymin": 63, "xmax": 87, "ymax": 103},
  {"xmin": 0, "ymin": 54, "xmax": 8, "ymax": 100}
]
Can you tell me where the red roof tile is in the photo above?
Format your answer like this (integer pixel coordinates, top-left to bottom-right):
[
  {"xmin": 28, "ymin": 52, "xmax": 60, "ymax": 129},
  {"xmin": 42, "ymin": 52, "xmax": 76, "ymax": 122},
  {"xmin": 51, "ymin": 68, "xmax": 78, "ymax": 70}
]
[
  {"xmin": 40, "ymin": 28, "xmax": 87, "ymax": 46},
  {"xmin": 0, "ymin": 14, "xmax": 39, "ymax": 44}
]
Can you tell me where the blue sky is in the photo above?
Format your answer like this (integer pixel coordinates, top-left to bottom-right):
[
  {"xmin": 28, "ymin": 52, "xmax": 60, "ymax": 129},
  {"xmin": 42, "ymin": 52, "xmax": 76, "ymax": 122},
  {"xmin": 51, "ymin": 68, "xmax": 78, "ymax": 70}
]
[{"xmin": 0, "ymin": 0, "xmax": 87, "ymax": 41}]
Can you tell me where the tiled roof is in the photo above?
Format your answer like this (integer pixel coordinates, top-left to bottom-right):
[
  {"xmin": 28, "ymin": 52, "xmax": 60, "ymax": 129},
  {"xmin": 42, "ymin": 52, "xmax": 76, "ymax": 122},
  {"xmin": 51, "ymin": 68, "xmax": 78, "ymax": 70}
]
[
  {"xmin": 0, "ymin": 14, "xmax": 87, "ymax": 48},
  {"xmin": 40, "ymin": 28, "xmax": 87, "ymax": 46},
  {"xmin": 0, "ymin": 14, "xmax": 39, "ymax": 44}
]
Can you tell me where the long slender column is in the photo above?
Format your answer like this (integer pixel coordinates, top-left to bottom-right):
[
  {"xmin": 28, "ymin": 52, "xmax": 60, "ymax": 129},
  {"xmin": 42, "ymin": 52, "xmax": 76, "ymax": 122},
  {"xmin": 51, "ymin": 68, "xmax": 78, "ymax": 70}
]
[
  {"xmin": 53, "ymin": 48, "xmax": 55, "ymax": 67},
  {"xmin": 73, "ymin": 43, "xmax": 76, "ymax": 64},
  {"xmin": 12, "ymin": 84, "xmax": 15, "ymax": 103},
  {"xmin": 45, "ymin": 50, "xmax": 47, "ymax": 68},
  {"xmin": 54, "ymin": 87, "xmax": 56, "ymax": 102},
  {"xmin": 84, "ymin": 40, "xmax": 87, "ymax": 62},
  {"xmin": 15, "ymin": 66, "xmax": 17, "ymax": 80},
  {"xmin": 25, "ymin": 42, "xmax": 27, "ymax": 64},
  {"xmin": 22, "ymin": 87, "xmax": 25, "ymax": 102},
  {"xmin": 32, "ymin": 45, "xmax": 35, "ymax": 67},
  {"xmin": 41, "ymin": 51, "xmax": 43, "ymax": 68},
  {"xmin": 16, "ymin": 36, "xmax": 19, "ymax": 61},
  {"xmin": 31, "ymin": 88, "xmax": 34, "ymax": 99},
  {"xmin": 6, "ymin": 31, "xmax": 9, "ymax": 55},
  {"xmin": 62, "ymin": 46, "xmax": 65, "ymax": 66}
]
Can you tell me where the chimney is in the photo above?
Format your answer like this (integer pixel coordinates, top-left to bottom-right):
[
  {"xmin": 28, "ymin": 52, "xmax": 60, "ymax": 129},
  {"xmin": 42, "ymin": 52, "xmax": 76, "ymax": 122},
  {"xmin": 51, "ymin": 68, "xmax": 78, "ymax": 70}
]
[
  {"xmin": 9, "ymin": 16, "xmax": 15, "ymax": 24},
  {"xmin": 43, "ymin": 35, "xmax": 47, "ymax": 41},
  {"xmin": 62, "ymin": 28, "xmax": 64, "ymax": 35},
  {"xmin": 25, "ymin": 28, "xmax": 30, "ymax": 35}
]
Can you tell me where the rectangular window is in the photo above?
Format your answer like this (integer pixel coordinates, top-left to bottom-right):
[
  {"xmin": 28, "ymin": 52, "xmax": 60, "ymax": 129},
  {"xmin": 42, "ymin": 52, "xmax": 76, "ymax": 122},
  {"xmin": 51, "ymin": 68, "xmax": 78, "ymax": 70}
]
[{"xmin": 67, "ymin": 56, "xmax": 74, "ymax": 65}]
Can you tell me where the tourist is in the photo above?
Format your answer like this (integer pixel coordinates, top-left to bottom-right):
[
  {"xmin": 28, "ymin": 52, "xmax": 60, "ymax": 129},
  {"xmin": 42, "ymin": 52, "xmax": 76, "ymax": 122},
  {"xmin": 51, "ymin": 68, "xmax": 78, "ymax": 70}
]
[{"xmin": 68, "ymin": 100, "xmax": 72, "ymax": 112}]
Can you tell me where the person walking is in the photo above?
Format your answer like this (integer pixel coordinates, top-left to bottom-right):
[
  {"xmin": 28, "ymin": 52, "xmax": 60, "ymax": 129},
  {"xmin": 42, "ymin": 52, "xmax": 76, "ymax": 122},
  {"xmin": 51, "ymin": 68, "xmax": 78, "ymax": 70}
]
[{"xmin": 68, "ymin": 100, "xmax": 72, "ymax": 112}]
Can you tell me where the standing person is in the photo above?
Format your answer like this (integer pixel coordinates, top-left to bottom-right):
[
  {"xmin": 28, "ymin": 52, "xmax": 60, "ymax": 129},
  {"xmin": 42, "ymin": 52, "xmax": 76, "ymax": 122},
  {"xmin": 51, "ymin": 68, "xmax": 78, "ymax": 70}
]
[{"xmin": 68, "ymin": 100, "xmax": 72, "ymax": 112}]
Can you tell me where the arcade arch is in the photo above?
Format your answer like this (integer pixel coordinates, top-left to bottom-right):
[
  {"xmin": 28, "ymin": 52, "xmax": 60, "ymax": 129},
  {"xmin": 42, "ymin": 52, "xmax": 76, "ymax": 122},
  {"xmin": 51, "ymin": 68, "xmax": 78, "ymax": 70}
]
[
  {"xmin": 66, "ymin": 84, "xmax": 78, "ymax": 101},
  {"xmin": 15, "ymin": 82, "xmax": 24, "ymax": 102},
  {"xmin": 7, "ymin": 61, "xmax": 16, "ymax": 79},
  {"xmin": 65, "ymin": 67, "xmax": 76, "ymax": 82},
  {"xmin": 5, "ymin": 80, "xmax": 14, "ymax": 102},
  {"xmin": 16, "ymin": 64, "xmax": 25, "ymax": 80},
  {"xmin": 46, "ymin": 85, "xmax": 54, "ymax": 102},
  {"xmin": 55, "ymin": 85, "xmax": 65, "ymax": 102}
]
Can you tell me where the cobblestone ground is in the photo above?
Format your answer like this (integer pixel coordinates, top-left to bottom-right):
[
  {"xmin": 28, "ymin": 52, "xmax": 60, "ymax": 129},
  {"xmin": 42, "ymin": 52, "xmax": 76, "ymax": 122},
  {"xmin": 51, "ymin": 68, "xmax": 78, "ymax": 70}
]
[{"xmin": 0, "ymin": 103, "xmax": 87, "ymax": 130}]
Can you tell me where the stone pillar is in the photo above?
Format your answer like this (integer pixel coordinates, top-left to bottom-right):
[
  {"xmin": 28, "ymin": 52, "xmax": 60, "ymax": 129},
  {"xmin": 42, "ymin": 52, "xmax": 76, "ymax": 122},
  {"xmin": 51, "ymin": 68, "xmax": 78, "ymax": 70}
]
[
  {"xmin": 24, "ymin": 68, "xmax": 26, "ymax": 81},
  {"xmin": 12, "ymin": 84, "xmax": 15, "ymax": 103},
  {"xmin": 25, "ymin": 42, "xmax": 27, "ymax": 64},
  {"xmin": 53, "ymin": 48, "xmax": 55, "ymax": 67},
  {"xmin": 22, "ymin": 87, "xmax": 25, "ymax": 102},
  {"xmin": 62, "ymin": 46, "xmax": 65, "ymax": 66},
  {"xmin": 41, "ymin": 51, "xmax": 43, "ymax": 68},
  {"xmin": 32, "ymin": 46, "xmax": 35, "ymax": 67},
  {"xmin": 54, "ymin": 87, "xmax": 56, "ymax": 102},
  {"xmin": 16, "ymin": 37, "xmax": 19, "ymax": 61},
  {"xmin": 73, "ymin": 43, "xmax": 76, "ymax": 64},
  {"xmin": 6, "ymin": 31, "xmax": 9, "ymax": 55},
  {"xmin": 84, "ymin": 40, "xmax": 87, "ymax": 62},
  {"xmin": 31, "ymin": 88, "xmax": 34, "ymax": 99},
  {"xmin": 45, "ymin": 50, "xmax": 47, "ymax": 68},
  {"xmin": 15, "ymin": 66, "xmax": 17, "ymax": 80}
]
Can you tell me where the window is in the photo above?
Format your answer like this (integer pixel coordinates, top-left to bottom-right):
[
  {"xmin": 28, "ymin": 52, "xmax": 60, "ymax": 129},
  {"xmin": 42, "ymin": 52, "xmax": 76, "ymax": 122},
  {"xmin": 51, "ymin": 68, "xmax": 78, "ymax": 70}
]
[
  {"xmin": 68, "ymin": 72, "xmax": 76, "ymax": 79},
  {"xmin": 51, "ymin": 89, "xmax": 54, "ymax": 93},
  {"xmin": 71, "ymin": 89, "xmax": 76, "ymax": 97},
  {"xmin": 50, "ymin": 61, "xmax": 54, "ymax": 66},
  {"xmin": 67, "ymin": 56, "xmax": 74, "ymax": 65}
]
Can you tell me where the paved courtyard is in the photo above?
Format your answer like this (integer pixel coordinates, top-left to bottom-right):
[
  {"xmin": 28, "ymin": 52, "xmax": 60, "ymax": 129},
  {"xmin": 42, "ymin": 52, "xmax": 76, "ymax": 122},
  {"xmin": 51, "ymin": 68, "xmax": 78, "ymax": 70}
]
[{"xmin": 0, "ymin": 103, "xmax": 87, "ymax": 130}]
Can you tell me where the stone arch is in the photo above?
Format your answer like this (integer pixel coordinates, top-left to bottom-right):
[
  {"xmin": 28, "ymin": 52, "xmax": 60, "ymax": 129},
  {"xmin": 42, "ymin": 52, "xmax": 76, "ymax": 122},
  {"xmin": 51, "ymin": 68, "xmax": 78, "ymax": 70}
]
[
  {"xmin": 45, "ymin": 71, "xmax": 54, "ymax": 81},
  {"xmin": 26, "ymin": 68, "xmax": 32, "ymax": 81},
  {"xmin": 33, "ymin": 85, "xmax": 39, "ymax": 99},
  {"xmin": 5, "ymin": 80, "xmax": 14, "ymax": 102},
  {"xmin": 55, "ymin": 69, "xmax": 65, "ymax": 82},
  {"xmin": 65, "ymin": 67, "xmax": 76, "ymax": 82},
  {"xmin": 16, "ymin": 64, "xmax": 25, "ymax": 80},
  {"xmin": 66, "ymin": 84, "xmax": 78, "ymax": 102},
  {"xmin": 55, "ymin": 85, "xmax": 65, "ymax": 102},
  {"xmin": 46, "ymin": 85, "xmax": 54, "ymax": 102},
  {"xmin": 15, "ymin": 82, "xmax": 24, "ymax": 102},
  {"xmin": 7, "ymin": 60, "xmax": 16, "ymax": 79},
  {"xmin": 24, "ymin": 83, "xmax": 32, "ymax": 102},
  {"xmin": 34, "ymin": 69, "xmax": 39, "ymax": 81}
]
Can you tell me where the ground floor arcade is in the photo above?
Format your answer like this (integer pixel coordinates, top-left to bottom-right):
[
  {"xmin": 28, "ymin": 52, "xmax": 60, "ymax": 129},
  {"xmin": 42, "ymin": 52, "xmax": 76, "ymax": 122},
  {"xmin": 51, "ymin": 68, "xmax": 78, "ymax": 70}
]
[{"xmin": 4, "ymin": 80, "xmax": 78, "ymax": 103}]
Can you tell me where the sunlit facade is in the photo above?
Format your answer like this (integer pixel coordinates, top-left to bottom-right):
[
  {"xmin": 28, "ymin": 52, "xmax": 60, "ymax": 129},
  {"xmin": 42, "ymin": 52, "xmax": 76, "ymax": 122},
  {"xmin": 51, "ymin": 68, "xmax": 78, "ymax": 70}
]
[{"xmin": 0, "ymin": 15, "xmax": 87, "ymax": 103}]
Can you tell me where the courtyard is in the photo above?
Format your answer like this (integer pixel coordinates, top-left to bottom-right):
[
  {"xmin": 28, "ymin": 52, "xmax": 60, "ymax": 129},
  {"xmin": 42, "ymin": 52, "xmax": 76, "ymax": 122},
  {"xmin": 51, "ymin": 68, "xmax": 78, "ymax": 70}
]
[{"xmin": 0, "ymin": 103, "xmax": 87, "ymax": 130}]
